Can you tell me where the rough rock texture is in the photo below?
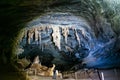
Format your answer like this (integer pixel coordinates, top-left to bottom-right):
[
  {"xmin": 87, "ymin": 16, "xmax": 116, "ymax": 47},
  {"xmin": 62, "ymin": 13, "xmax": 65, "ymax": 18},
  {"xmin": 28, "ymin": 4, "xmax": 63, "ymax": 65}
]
[
  {"xmin": 26, "ymin": 56, "xmax": 56, "ymax": 77},
  {"xmin": 18, "ymin": 12, "xmax": 120, "ymax": 70}
]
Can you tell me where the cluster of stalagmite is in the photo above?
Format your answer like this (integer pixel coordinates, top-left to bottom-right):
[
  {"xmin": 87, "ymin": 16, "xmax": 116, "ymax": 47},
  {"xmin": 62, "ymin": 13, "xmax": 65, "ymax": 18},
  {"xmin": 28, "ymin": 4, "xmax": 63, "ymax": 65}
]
[
  {"xmin": 26, "ymin": 56, "xmax": 62, "ymax": 77},
  {"xmin": 27, "ymin": 56, "xmax": 55, "ymax": 76},
  {"xmin": 25, "ymin": 26, "xmax": 88, "ymax": 51}
]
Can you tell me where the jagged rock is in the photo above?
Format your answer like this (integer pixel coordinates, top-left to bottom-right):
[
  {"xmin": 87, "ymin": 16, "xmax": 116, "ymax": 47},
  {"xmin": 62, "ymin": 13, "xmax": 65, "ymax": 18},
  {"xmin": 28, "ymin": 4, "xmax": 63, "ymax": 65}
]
[
  {"xmin": 33, "ymin": 56, "xmax": 40, "ymax": 64},
  {"xmin": 26, "ymin": 56, "xmax": 57, "ymax": 76},
  {"xmin": 27, "ymin": 63, "xmax": 55, "ymax": 76}
]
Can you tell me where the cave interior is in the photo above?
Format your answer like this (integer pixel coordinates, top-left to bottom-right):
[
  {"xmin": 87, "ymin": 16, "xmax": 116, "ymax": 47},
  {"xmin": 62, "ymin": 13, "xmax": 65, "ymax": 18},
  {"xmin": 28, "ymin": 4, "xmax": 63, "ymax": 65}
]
[{"xmin": 0, "ymin": 0, "xmax": 120, "ymax": 80}]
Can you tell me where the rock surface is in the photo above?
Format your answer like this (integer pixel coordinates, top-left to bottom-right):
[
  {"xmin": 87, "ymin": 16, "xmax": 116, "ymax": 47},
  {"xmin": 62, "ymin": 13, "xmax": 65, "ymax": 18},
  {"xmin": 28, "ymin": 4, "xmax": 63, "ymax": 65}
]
[
  {"xmin": 18, "ymin": 12, "xmax": 120, "ymax": 70},
  {"xmin": 17, "ymin": 0, "xmax": 120, "ymax": 70}
]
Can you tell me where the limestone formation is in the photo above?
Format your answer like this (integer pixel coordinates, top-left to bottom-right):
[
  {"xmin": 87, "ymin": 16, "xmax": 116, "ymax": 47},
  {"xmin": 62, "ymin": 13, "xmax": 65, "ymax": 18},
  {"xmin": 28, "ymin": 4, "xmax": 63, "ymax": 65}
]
[
  {"xmin": 19, "ymin": 12, "xmax": 119, "ymax": 69},
  {"xmin": 75, "ymin": 28, "xmax": 81, "ymax": 47},
  {"xmin": 33, "ymin": 56, "xmax": 40, "ymax": 64},
  {"xmin": 27, "ymin": 63, "xmax": 55, "ymax": 77},
  {"xmin": 62, "ymin": 27, "xmax": 69, "ymax": 44},
  {"xmin": 52, "ymin": 27, "xmax": 61, "ymax": 50},
  {"xmin": 33, "ymin": 28, "xmax": 39, "ymax": 41},
  {"xmin": 26, "ymin": 56, "xmax": 56, "ymax": 76}
]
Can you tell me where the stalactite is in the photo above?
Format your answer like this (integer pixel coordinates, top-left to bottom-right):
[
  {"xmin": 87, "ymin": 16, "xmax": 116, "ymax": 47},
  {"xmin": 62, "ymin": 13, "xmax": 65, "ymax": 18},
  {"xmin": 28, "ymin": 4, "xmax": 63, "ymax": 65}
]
[
  {"xmin": 30, "ymin": 29, "xmax": 34, "ymax": 43},
  {"xmin": 47, "ymin": 26, "xmax": 50, "ymax": 33},
  {"xmin": 52, "ymin": 26, "xmax": 61, "ymax": 50},
  {"xmin": 65, "ymin": 46, "xmax": 73, "ymax": 52},
  {"xmin": 46, "ymin": 26, "xmax": 49, "ymax": 33},
  {"xmin": 41, "ymin": 44, "xmax": 44, "ymax": 51},
  {"xmin": 62, "ymin": 27, "xmax": 69, "ymax": 44},
  {"xmin": 75, "ymin": 28, "xmax": 81, "ymax": 47},
  {"xmin": 38, "ymin": 31, "xmax": 41, "ymax": 48},
  {"xmin": 34, "ymin": 28, "xmax": 39, "ymax": 41},
  {"xmin": 26, "ymin": 30, "xmax": 31, "ymax": 44},
  {"xmin": 81, "ymin": 29, "xmax": 86, "ymax": 38}
]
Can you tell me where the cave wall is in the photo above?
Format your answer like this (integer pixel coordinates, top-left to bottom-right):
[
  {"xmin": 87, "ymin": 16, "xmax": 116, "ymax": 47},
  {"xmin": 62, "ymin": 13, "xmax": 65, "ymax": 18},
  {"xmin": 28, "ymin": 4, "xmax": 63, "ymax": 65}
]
[
  {"xmin": 18, "ymin": 13, "xmax": 94, "ymax": 66},
  {"xmin": 18, "ymin": 12, "xmax": 120, "ymax": 69}
]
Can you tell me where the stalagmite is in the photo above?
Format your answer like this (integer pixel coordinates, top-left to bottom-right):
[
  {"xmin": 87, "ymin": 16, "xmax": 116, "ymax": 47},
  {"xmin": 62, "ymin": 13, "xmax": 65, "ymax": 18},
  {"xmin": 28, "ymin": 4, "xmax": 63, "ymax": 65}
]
[
  {"xmin": 52, "ymin": 26, "xmax": 61, "ymax": 50},
  {"xmin": 33, "ymin": 56, "xmax": 40, "ymax": 64}
]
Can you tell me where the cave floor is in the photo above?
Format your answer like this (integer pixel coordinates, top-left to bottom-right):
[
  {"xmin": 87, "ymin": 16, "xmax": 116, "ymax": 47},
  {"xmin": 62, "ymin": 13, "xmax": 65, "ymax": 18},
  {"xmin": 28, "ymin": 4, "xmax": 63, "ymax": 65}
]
[
  {"xmin": 29, "ymin": 76, "xmax": 62, "ymax": 80},
  {"xmin": 28, "ymin": 69, "xmax": 120, "ymax": 80},
  {"xmin": 29, "ymin": 75, "xmax": 91, "ymax": 80},
  {"xmin": 0, "ymin": 64, "xmax": 120, "ymax": 80}
]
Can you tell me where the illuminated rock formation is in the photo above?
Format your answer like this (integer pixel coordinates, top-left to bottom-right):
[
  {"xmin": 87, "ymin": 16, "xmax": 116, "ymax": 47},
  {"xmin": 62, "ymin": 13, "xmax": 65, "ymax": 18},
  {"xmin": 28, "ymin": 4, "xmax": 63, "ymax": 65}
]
[
  {"xmin": 26, "ymin": 56, "xmax": 56, "ymax": 76},
  {"xmin": 52, "ymin": 27, "xmax": 61, "ymax": 50},
  {"xmin": 62, "ymin": 27, "xmax": 69, "ymax": 44}
]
